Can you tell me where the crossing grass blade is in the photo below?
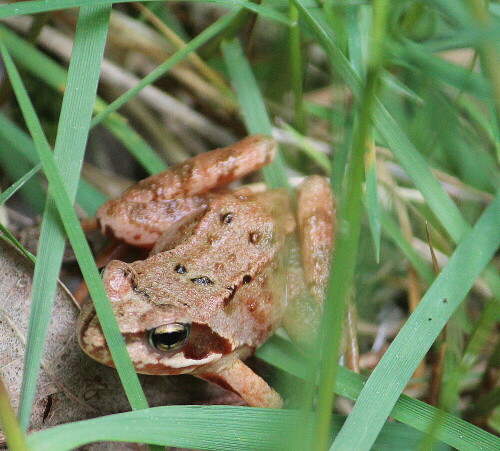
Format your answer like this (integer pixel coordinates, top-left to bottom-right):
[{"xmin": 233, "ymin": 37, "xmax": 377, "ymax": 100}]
[
  {"xmin": 0, "ymin": 163, "xmax": 41, "ymax": 206},
  {"xmin": 24, "ymin": 404, "xmax": 461, "ymax": 451},
  {"xmin": 257, "ymin": 336, "xmax": 500, "ymax": 451},
  {"xmin": 1, "ymin": 5, "xmax": 149, "ymax": 430},
  {"xmin": 331, "ymin": 194, "xmax": 500, "ymax": 450},
  {"xmin": 0, "ymin": 24, "xmax": 165, "ymax": 175},
  {"xmin": 1, "ymin": 29, "xmax": 149, "ymax": 409},
  {"xmin": 90, "ymin": 9, "xmax": 239, "ymax": 128},
  {"xmin": 0, "ymin": 0, "xmax": 291, "ymax": 25},
  {"xmin": 221, "ymin": 38, "xmax": 289, "ymax": 190}
]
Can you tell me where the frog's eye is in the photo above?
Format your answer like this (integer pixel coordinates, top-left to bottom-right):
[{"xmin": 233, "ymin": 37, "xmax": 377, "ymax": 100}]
[{"xmin": 149, "ymin": 323, "xmax": 190, "ymax": 351}]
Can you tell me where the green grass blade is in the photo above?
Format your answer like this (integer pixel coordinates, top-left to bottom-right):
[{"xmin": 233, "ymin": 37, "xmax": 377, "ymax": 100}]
[
  {"xmin": 0, "ymin": 223, "xmax": 36, "ymax": 263},
  {"xmin": 26, "ymin": 406, "xmax": 298, "ymax": 451},
  {"xmin": 1, "ymin": 21, "xmax": 149, "ymax": 417},
  {"xmin": 257, "ymin": 336, "xmax": 499, "ymax": 451},
  {"xmin": 8, "ymin": 5, "xmax": 113, "ymax": 428},
  {"xmin": 221, "ymin": 38, "xmax": 288, "ymax": 189},
  {"xmin": 0, "ymin": 0, "xmax": 291, "ymax": 25},
  {"xmin": 293, "ymin": 0, "xmax": 470, "ymax": 243},
  {"xmin": 91, "ymin": 9, "xmax": 239, "ymax": 128},
  {"xmin": 1, "ymin": 5, "xmax": 147, "ymax": 429},
  {"xmin": 312, "ymin": 1, "xmax": 391, "ymax": 447},
  {"xmin": 0, "ymin": 24, "xmax": 164, "ymax": 175},
  {"xmin": 0, "ymin": 377, "xmax": 28, "ymax": 451},
  {"xmin": 288, "ymin": 4, "xmax": 306, "ymax": 133},
  {"xmin": 280, "ymin": 122, "xmax": 331, "ymax": 172},
  {"xmin": 24, "ymin": 404, "xmax": 461, "ymax": 451},
  {"xmin": 331, "ymin": 193, "xmax": 500, "ymax": 450},
  {"xmin": 380, "ymin": 213, "xmax": 435, "ymax": 285},
  {"xmin": 365, "ymin": 145, "xmax": 381, "ymax": 262},
  {"xmin": 0, "ymin": 163, "xmax": 41, "ymax": 205}
]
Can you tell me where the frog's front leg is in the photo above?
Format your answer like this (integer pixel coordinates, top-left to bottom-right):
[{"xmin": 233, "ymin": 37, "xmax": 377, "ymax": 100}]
[
  {"xmin": 197, "ymin": 357, "xmax": 283, "ymax": 408},
  {"xmin": 283, "ymin": 175, "xmax": 335, "ymax": 345},
  {"xmin": 94, "ymin": 135, "xmax": 277, "ymax": 248}
]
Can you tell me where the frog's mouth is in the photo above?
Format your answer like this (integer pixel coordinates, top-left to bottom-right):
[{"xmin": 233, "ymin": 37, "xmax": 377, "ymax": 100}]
[
  {"xmin": 131, "ymin": 322, "xmax": 236, "ymax": 375},
  {"xmin": 78, "ymin": 308, "xmax": 236, "ymax": 375}
]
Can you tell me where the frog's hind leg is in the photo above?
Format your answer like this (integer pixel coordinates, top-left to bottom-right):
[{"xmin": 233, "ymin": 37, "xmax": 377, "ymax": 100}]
[
  {"xmin": 296, "ymin": 175, "xmax": 336, "ymax": 304},
  {"xmin": 283, "ymin": 176, "xmax": 335, "ymax": 345},
  {"xmin": 197, "ymin": 358, "xmax": 283, "ymax": 408},
  {"xmin": 94, "ymin": 135, "xmax": 277, "ymax": 248},
  {"xmin": 112, "ymin": 134, "xmax": 277, "ymax": 203}
]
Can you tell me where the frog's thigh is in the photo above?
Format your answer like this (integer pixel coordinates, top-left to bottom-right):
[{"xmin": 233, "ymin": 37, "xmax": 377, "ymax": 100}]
[
  {"xmin": 97, "ymin": 196, "xmax": 207, "ymax": 248},
  {"xmin": 297, "ymin": 175, "xmax": 335, "ymax": 304},
  {"xmin": 197, "ymin": 358, "xmax": 283, "ymax": 408},
  {"xmin": 121, "ymin": 135, "xmax": 277, "ymax": 202}
]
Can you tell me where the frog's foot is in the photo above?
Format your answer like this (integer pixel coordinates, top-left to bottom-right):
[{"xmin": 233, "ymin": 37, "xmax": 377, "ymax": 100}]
[{"xmin": 197, "ymin": 358, "xmax": 283, "ymax": 409}]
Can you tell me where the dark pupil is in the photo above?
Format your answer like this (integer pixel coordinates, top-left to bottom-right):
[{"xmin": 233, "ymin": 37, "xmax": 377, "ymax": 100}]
[{"xmin": 152, "ymin": 327, "xmax": 187, "ymax": 349}]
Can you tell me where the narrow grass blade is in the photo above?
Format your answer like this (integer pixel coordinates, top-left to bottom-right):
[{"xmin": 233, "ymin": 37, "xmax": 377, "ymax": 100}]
[
  {"xmin": 0, "ymin": 223, "xmax": 36, "ymax": 263},
  {"xmin": 380, "ymin": 213, "xmax": 435, "ymax": 285},
  {"xmin": 331, "ymin": 194, "xmax": 500, "ymax": 450},
  {"xmin": 221, "ymin": 38, "xmax": 288, "ymax": 189},
  {"xmin": 1, "ymin": 5, "xmax": 147, "ymax": 428},
  {"xmin": 0, "ymin": 376, "xmax": 28, "ymax": 451},
  {"xmin": 288, "ymin": 3, "xmax": 306, "ymax": 133},
  {"xmin": 0, "ymin": 0, "xmax": 291, "ymax": 25},
  {"xmin": 1, "ymin": 32, "xmax": 148, "ymax": 419},
  {"xmin": 280, "ymin": 122, "xmax": 331, "ymax": 172},
  {"xmin": 91, "ymin": 9, "xmax": 239, "ymax": 127},
  {"xmin": 257, "ymin": 336, "xmax": 500, "ymax": 451},
  {"xmin": 0, "ymin": 163, "xmax": 41, "ymax": 205},
  {"xmin": 312, "ymin": 1, "xmax": 391, "ymax": 447},
  {"xmin": 0, "ymin": 24, "xmax": 164, "ymax": 175},
  {"xmin": 365, "ymin": 142, "xmax": 381, "ymax": 261}
]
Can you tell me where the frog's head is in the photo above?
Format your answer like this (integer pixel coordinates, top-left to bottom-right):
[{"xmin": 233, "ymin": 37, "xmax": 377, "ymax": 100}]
[{"xmin": 77, "ymin": 259, "xmax": 235, "ymax": 376}]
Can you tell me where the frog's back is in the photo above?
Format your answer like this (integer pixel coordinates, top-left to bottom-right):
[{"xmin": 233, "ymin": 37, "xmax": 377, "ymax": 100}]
[{"xmin": 136, "ymin": 189, "xmax": 295, "ymax": 351}]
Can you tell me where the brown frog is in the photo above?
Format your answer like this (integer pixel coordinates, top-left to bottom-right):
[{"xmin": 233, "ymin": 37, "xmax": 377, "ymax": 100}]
[{"xmin": 77, "ymin": 135, "xmax": 335, "ymax": 408}]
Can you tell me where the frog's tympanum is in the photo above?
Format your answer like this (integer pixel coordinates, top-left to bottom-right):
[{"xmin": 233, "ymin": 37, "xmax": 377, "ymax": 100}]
[{"xmin": 77, "ymin": 135, "xmax": 335, "ymax": 408}]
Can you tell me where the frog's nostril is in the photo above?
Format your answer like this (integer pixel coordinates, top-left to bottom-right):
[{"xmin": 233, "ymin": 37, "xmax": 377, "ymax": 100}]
[
  {"xmin": 248, "ymin": 232, "xmax": 261, "ymax": 244},
  {"xmin": 220, "ymin": 212, "xmax": 233, "ymax": 224}
]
